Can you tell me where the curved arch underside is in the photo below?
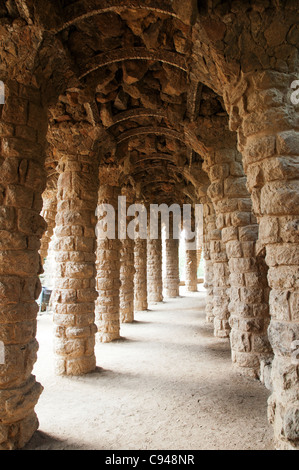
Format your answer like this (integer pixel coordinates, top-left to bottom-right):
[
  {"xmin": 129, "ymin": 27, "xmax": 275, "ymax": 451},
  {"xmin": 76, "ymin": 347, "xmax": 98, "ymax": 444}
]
[
  {"xmin": 56, "ymin": 0, "xmax": 181, "ymax": 32},
  {"xmin": 47, "ymin": 0, "xmax": 223, "ymax": 204},
  {"xmin": 79, "ymin": 47, "xmax": 188, "ymax": 79}
]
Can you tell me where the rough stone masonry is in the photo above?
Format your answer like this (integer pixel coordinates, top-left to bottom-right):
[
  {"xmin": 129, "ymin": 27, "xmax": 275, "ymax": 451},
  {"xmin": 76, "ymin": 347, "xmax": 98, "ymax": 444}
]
[{"xmin": 0, "ymin": 0, "xmax": 298, "ymax": 451}]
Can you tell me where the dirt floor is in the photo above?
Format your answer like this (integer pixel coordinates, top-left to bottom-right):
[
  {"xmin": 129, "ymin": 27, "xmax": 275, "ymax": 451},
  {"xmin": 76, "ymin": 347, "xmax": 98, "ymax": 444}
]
[{"xmin": 24, "ymin": 287, "xmax": 274, "ymax": 450}]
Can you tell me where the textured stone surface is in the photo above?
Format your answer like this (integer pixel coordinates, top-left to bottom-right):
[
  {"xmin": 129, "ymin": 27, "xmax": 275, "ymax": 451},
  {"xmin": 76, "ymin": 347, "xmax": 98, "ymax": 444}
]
[
  {"xmin": 147, "ymin": 216, "xmax": 163, "ymax": 303},
  {"xmin": 40, "ymin": 189, "xmax": 57, "ymax": 266},
  {"xmin": 120, "ymin": 187, "xmax": 135, "ymax": 323},
  {"xmin": 224, "ymin": 72, "xmax": 299, "ymax": 449},
  {"xmin": 0, "ymin": 0, "xmax": 298, "ymax": 451},
  {"xmin": 164, "ymin": 216, "xmax": 180, "ymax": 298},
  {"xmin": 96, "ymin": 183, "xmax": 121, "ymax": 342},
  {"xmin": 185, "ymin": 210, "xmax": 197, "ymax": 292},
  {"xmin": 52, "ymin": 154, "xmax": 98, "ymax": 375},
  {"xmin": 134, "ymin": 237, "xmax": 148, "ymax": 312},
  {"xmin": 0, "ymin": 81, "xmax": 46, "ymax": 449}
]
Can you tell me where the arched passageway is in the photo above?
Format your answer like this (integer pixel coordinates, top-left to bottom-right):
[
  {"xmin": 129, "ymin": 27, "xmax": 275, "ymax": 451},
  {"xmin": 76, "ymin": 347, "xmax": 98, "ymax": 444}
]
[{"xmin": 0, "ymin": 0, "xmax": 298, "ymax": 451}]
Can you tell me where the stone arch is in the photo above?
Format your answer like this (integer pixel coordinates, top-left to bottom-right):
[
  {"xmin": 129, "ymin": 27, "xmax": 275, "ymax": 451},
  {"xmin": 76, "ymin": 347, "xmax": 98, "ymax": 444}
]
[
  {"xmin": 79, "ymin": 48, "xmax": 188, "ymax": 79},
  {"xmin": 56, "ymin": 0, "xmax": 182, "ymax": 33},
  {"xmin": 0, "ymin": 0, "xmax": 298, "ymax": 451}
]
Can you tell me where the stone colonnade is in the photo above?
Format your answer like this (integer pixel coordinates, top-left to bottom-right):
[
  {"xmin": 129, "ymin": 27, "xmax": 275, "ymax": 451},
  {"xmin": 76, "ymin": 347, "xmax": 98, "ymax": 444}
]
[
  {"xmin": 225, "ymin": 71, "xmax": 299, "ymax": 449},
  {"xmin": 51, "ymin": 189, "xmax": 185, "ymax": 347},
  {"xmin": 203, "ymin": 137, "xmax": 272, "ymax": 377},
  {"xmin": 1, "ymin": 81, "xmax": 297, "ymax": 449}
]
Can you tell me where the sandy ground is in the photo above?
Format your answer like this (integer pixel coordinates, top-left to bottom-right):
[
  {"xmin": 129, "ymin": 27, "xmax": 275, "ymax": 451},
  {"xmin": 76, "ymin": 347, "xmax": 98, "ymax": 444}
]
[{"xmin": 24, "ymin": 287, "xmax": 274, "ymax": 450}]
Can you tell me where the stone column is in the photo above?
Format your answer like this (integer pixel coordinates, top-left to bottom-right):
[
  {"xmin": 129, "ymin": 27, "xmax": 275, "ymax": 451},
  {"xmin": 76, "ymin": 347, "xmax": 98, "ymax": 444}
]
[
  {"xmin": 134, "ymin": 237, "xmax": 148, "ymax": 312},
  {"xmin": 147, "ymin": 215, "xmax": 163, "ymax": 303},
  {"xmin": 202, "ymin": 198, "xmax": 215, "ymax": 324},
  {"xmin": 95, "ymin": 182, "xmax": 121, "ymax": 342},
  {"xmin": 120, "ymin": 186, "xmax": 135, "ymax": 323},
  {"xmin": 210, "ymin": 225, "xmax": 231, "ymax": 338},
  {"xmin": 185, "ymin": 208, "xmax": 197, "ymax": 292},
  {"xmin": 40, "ymin": 188, "xmax": 57, "ymax": 265},
  {"xmin": 204, "ymin": 141, "xmax": 272, "ymax": 373},
  {"xmin": 196, "ymin": 222, "xmax": 203, "ymax": 275},
  {"xmin": 0, "ymin": 81, "xmax": 47, "ymax": 449},
  {"xmin": 164, "ymin": 215, "xmax": 180, "ymax": 298},
  {"xmin": 52, "ymin": 154, "xmax": 98, "ymax": 376},
  {"xmin": 226, "ymin": 70, "xmax": 299, "ymax": 448},
  {"xmin": 202, "ymin": 189, "xmax": 230, "ymax": 339}
]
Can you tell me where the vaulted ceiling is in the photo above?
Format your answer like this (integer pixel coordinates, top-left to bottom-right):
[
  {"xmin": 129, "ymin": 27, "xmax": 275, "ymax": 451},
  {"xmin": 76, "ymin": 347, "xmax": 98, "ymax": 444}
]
[{"xmin": 7, "ymin": 0, "xmax": 231, "ymax": 204}]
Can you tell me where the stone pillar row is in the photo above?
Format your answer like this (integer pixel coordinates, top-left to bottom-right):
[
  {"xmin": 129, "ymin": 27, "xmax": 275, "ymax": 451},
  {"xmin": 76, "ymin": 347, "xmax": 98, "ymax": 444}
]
[
  {"xmin": 0, "ymin": 76, "xmax": 176, "ymax": 450},
  {"xmin": 225, "ymin": 70, "xmax": 299, "ymax": 449},
  {"xmin": 203, "ymin": 137, "xmax": 272, "ymax": 378},
  {"xmin": 53, "ymin": 187, "xmax": 171, "ymax": 347}
]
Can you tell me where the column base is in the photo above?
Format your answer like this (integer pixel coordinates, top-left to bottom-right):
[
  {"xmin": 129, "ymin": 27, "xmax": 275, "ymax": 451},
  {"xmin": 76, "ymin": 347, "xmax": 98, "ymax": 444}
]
[
  {"xmin": 55, "ymin": 355, "xmax": 96, "ymax": 376},
  {"xmin": 165, "ymin": 289, "xmax": 179, "ymax": 298},
  {"xmin": 186, "ymin": 283, "xmax": 197, "ymax": 292},
  {"xmin": 96, "ymin": 332, "xmax": 120, "ymax": 343},
  {"xmin": 231, "ymin": 351, "xmax": 261, "ymax": 379},
  {"xmin": 214, "ymin": 318, "xmax": 230, "ymax": 338},
  {"xmin": 0, "ymin": 411, "xmax": 40, "ymax": 450},
  {"xmin": 0, "ymin": 375, "xmax": 43, "ymax": 450},
  {"xmin": 148, "ymin": 294, "xmax": 163, "ymax": 303},
  {"xmin": 120, "ymin": 312, "xmax": 134, "ymax": 323},
  {"xmin": 134, "ymin": 301, "xmax": 148, "ymax": 312}
]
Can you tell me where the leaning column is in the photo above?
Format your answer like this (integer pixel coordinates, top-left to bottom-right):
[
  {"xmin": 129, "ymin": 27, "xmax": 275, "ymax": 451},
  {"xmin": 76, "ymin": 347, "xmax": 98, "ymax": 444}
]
[
  {"xmin": 185, "ymin": 208, "xmax": 198, "ymax": 292},
  {"xmin": 40, "ymin": 186, "xmax": 57, "ymax": 265},
  {"xmin": 134, "ymin": 238, "xmax": 148, "ymax": 311},
  {"xmin": 52, "ymin": 154, "xmax": 98, "ymax": 375},
  {"xmin": 202, "ymin": 197, "xmax": 216, "ymax": 323},
  {"xmin": 133, "ymin": 200, "xmax": 148, "ymax": 311},
  {"xmin": 164, "ymin": 214, "xmax": 180, "ymax": 298},
  {"xmin": 147, "ymin": 214, "xmax": 163, "ymax": 303},
  {"xmin": 205, "ymin": 142, "xmax": 272, "ymax": 369},
  {"xmin": 0, "ymin": 81, "xmax": 47, "ymax": 448},
  {"xmin": 120, "ymin": 186, "xmax": 135, "ymax": 323},
  {"xmin": 95, "ymin": 177, "xmax": 121, "ymax": 342},
  {"xmin": 226, "ymin": 70, "xmax": 299, "ymax": 448}
]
